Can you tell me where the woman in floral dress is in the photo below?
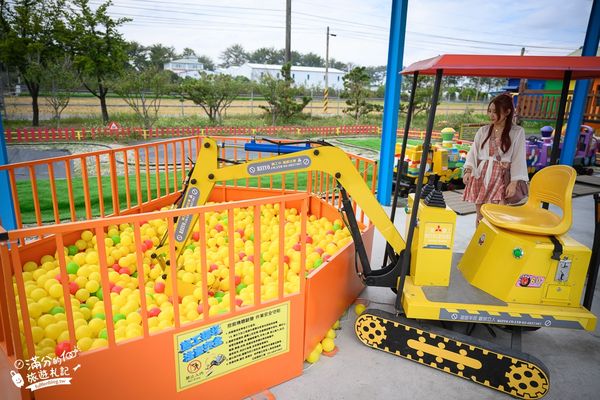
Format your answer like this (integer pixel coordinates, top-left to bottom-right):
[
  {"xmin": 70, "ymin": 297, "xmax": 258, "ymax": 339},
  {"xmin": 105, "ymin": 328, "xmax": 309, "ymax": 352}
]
[{"xmin": 462, "ymin": 94, "xmax": 529, "ymax": 226}]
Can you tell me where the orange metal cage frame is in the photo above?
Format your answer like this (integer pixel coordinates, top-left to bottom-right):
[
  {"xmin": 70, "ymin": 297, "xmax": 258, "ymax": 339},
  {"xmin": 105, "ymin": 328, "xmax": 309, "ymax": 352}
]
[
  {"xmin": 0, "ymin": 135, "xmax": 378, "ymax": 229},
  {"xmin": 0, "ymin": 137, "xmax": 374, "ymax": 399}
]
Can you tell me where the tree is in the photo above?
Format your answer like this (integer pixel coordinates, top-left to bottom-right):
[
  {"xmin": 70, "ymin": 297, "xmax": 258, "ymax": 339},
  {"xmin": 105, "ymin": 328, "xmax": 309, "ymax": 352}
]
[
  {"xmin": 180, "ymin": 73, "xmax": 247, "ymax": 124},
  {"xmin": 181, "ymin": 47, "xmax": 196, "ymax": 57},
  {"xmin": 220, "ymin": 44, "xmax": 248, "ymax": 67},
  {"xmin": 364, "ymin": 66, "xmax": 386, "ymax": 86},
  {"xmin": 148, "ymin": 43, "xmax": 176, "ymax": 69},
  {"xmin": 67, "ymin": 0, "xmax": 130, "ymax": 123},
  {"xmin": 0, "ymin": 0, "xmax": 67, "ymax": 126},
  {"xmin": 341, "ymin": 67, "xmax": 382, "ymax": 123},
  {"xmin": 112, "ymin": 67, "xmax": 172, "ymax": 130},
  {"xmin": 459, "ymin": 87, "xmax": 478, "ymax": 102},
  {"xmin": 258, "ymin": 63, "xmax": 311, "ymax": 124},
  {"xmin": 126, "ymin": 41, "xmax": 150, "ymax": 71},
  {"xmin": 248, "ymin": 47, "xmax": 284, "ymax": 64},
  {"xmin": 299, "ymin": 52, "xmax": 324, "ymax": 67},
  {"xmin": 330, "ymin": 58, "xmax": 347, "ymax": 71},
  {"xmin": 42, "ymin": 57, "xmax": 78, "ymax": 127},
  {"xmin": 290, "ymin": 50, "xmax": 302, "ymax": 65},
  {"xmin": 197, "ymin": 55, "xmax": 215, "ymax": 71},
  {"xmin": 400, "ymin": 75, "xmax": 437, "ymax": 116}
]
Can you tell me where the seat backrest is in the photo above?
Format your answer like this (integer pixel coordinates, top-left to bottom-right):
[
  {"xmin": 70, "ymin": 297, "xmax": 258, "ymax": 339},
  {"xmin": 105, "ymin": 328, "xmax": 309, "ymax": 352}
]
[{"xmin": 528, "ymin": 165, "xmax": 576, "ymax": 226}]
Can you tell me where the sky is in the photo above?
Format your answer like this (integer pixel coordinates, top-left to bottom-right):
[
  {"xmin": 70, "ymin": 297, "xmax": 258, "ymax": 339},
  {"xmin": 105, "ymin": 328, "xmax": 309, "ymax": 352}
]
[{"xmin": 96, "ymin": 0, "xmax": 594, "ymax": 67}]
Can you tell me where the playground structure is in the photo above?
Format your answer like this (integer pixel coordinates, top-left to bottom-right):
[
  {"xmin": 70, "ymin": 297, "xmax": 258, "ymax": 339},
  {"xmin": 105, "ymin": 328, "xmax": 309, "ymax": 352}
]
[
  {"xmin": 1, "ymin": 54, "xmax": 600, "ymax": 400},
  {"xmin": 515, "ymin": 77, "xmax": 600, "ymax": 130},
  {"xmin": 394, "ymin": 127, "xmax": 471, "ymax": 191},
  {"xmin": 526, "ymin": 124, "xmax": 598, "ymax": 174}
]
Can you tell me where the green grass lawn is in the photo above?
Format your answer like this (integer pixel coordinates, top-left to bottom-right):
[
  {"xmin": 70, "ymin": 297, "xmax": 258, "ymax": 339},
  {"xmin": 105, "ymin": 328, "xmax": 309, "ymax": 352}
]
[
  {"xmin": 339, "ymin": 137, "xmax": 427, "ymax": 151},
  {"xmin": 15, "ymin": 164, "xmax": 376, "ymax": 225}
]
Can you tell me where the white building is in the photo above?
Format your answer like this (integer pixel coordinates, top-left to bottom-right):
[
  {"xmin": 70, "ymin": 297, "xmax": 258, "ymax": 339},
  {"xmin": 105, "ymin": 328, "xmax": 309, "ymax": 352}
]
[
  {"xmin": 164, "ymin": 57, "xmax": 206, "ymax": 79},
  {"xmin": 221, "ymin": 63, "xmax": 346, "ymax": 90}
]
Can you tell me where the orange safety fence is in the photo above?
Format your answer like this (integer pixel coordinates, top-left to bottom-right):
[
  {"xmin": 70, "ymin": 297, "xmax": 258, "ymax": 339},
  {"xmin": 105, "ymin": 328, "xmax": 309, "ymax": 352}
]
[
  {"xmin": 0, "ymin": 191, "xmax": 331, "ymax": 398},
  {"xmin": 0, "ymin": 192, "xmax": 311, "ymax": 358},
  {"xmin": 0, "ymin": 136, "xmax": 377, "ymax": 229},
  {"xmin": 3, "ymin": 125, "xmax": 440, "ymax": 143}
]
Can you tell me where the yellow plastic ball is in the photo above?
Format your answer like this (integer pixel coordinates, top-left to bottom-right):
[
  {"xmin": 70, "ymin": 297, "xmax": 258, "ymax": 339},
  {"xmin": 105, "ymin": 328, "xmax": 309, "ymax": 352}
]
[
  {"xmin": 29, "ymin": 287, "xmax": 48, "ymax": 302},
  {"xmin": 81, "ymin": 230, "xmax": 94, "ymax": 242},
  {"xmin": 28, "ymin": 303, "xmax": 43, "ymax": 319},
  {"xmin": 44, "ymin": 323, "xmax": 62, "ymax": 340},
  {"xmin": 48, "ymin": 284, "xmax": 64, "ymax": 299},
  {"xmin": 77, "ymin": 337, "xmax": 94, "ymax": 352},
  {"xmin": 354, "ymin": 303, "xmax": 366, "ymax": 316},
  {"xmin": 23, "ymin": 261, "xmax": 38, "ymax": 272},
  {"xmin": 75, "ymin": 289, "xmax": 90, "ymax": 303},
  {"xmin": 85, "ymin": 251, "xmax": 99, "ymax": 265},
  {"xmin": 90, "ymin": 338, "xmax": 108, "ymax": 350},
  {"xmin": 321, "ymin": 337, "xmax": 335, "ymax": 352},
  {"xmin": 306, "ymin": 349, "xmax": 320, "ymax": 363},
  {"xmin": 75, "ymin": 325, "xmax": 93, "ymax": 340},
  {"xmin": 31, "ymin": 326, "xmax": 45, "ymax": 344}
]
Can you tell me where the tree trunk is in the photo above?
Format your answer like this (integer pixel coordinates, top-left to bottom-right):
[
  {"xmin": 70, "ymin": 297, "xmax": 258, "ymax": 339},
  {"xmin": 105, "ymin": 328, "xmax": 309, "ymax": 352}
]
[
  {"xmin": 99, "ymin": 83, "xmax": 109, "ymax": 123},
  {"xmin": 31, "ymin": 91, "xmax": 39, "ymax": 126},
  {"xmin": 99, "ymin": 95, "xmax": 108, "ymax": 123},
  {"xmin": 26, "ymin": 80, "xmax": 40, "ymax": 126}
]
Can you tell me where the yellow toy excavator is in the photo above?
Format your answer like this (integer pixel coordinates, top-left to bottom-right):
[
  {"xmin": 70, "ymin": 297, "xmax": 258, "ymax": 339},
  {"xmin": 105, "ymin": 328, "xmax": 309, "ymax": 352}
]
[
  {"xmin": 352, "ymin": 55, "xmax": 600, "ymax": 399},
  {"xmin": 153, "ymin": 55, "xmax": 600, "ymax": 399}
]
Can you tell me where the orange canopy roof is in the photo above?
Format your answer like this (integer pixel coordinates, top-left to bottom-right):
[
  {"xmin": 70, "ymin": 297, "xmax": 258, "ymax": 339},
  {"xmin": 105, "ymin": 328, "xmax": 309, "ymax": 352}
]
[{"xmin": 402, "ymin": 54, "xmax": 600, "ymax": 80}]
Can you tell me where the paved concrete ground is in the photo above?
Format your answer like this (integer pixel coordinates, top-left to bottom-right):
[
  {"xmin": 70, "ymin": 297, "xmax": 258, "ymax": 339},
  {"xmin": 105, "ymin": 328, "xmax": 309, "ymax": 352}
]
[{"xmin": 269, "ymin": 195, "xmax": 600, "ymax": 400}]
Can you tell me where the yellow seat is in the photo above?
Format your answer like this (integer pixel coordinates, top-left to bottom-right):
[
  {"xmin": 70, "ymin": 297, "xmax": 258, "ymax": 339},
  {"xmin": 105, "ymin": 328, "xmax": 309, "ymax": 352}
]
[{"xmin": 481, "ymin": 165, "xmax": 576, "ymax": 236}]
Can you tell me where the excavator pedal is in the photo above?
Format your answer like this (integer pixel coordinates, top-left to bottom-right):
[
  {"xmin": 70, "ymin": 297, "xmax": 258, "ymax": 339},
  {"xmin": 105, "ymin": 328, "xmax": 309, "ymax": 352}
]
[{"xmin": 355, "ymin": 309, "xmax": 549, "ymax": 399}]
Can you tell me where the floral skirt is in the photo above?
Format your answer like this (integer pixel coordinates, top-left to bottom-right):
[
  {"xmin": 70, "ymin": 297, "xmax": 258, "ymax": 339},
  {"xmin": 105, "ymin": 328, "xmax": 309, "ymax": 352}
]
[{"xmin": 462, "ymin": 161, "xmax": 506, "ymax": 204}]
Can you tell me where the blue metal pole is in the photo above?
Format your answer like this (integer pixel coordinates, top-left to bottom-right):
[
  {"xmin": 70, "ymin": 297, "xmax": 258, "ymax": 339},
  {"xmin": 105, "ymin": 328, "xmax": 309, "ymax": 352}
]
[
  {"xmin": 0, "ymin": 115, "xmax": 16, "ymax": 230},
  {"xmin": 376, "ymin": 0, "xmax": 409, "ymax": 205},
  {"xmin": 560, "ymin": 0, "xmax": 600, "ymax": 166}
]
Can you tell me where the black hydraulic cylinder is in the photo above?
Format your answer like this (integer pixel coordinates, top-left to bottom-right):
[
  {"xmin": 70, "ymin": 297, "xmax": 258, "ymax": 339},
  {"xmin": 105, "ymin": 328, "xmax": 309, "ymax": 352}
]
[{"xmin": 339, "ymin": 187, "xmax": 372, "ymax": 278}]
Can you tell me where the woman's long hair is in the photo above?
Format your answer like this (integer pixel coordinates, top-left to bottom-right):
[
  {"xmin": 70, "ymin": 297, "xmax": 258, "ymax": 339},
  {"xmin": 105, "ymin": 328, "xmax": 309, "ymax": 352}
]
[{"xmin": 481, "ymin": 94, "xmax": 514, "ymax": 153}]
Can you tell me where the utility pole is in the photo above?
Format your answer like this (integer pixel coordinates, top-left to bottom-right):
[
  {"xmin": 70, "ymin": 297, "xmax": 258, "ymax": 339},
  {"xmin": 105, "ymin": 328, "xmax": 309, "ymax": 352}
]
[
  {"xmin": 324, "ymin": 26, "xmax": 336, "ymax": 114},
  {"xmin": 285, "ymin": 0, "xmax": 291, "ymax": 63}
]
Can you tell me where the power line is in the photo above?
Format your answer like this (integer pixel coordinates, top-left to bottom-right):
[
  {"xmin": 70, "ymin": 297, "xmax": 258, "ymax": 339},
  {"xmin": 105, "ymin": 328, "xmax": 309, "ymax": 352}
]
[{"xmin": 97, "ymin": 1, "xmax": 578, "ymax": 53}]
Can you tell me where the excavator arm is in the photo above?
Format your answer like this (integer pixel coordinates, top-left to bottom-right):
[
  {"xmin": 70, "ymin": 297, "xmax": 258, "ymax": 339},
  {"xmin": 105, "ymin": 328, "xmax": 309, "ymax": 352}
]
[
  {"xmin": 154, "ymin": 138, "xmax": 406, "ymax": 295},
  {"xmin": 153, "ymin": 137, "xmax": 552, "ymax": 399}
]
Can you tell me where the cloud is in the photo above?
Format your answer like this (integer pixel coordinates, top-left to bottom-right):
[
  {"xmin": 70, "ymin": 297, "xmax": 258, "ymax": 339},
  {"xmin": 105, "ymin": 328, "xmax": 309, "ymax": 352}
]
[{"xmin": 107, "ymin": 0, "xmax": 592, "ymax": 67}]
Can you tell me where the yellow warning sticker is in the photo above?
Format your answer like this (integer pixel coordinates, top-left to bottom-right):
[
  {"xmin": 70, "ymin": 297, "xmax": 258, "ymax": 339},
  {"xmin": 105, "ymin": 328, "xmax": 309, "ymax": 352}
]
[{"xmin": 174, "ymin": 302, "xmax": 290, "ymax": 391}]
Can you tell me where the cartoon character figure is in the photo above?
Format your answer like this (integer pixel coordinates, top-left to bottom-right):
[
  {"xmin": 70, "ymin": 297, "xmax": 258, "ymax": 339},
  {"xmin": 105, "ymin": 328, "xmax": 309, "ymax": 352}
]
[{"xmin": 11, "ymin": 370, "xmax": 24, "ymax": 388}]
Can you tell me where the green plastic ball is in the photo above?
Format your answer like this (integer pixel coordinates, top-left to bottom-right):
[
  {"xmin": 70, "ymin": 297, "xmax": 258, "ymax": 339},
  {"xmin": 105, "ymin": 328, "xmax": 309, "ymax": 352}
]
[
  {"xmin": 67, "ymin": 245, "xmax": 78, "ymax": 256},
  {"xmin": 66, "ymin": 261, "xmax": 79, "ymax": 275},
  {"xmin": 49, "ymin": 306, "xmax": 65, "ymax": 315},
  {"xmin": 113, "ymin": 313, "xmax": 126, "ymax": 323}
]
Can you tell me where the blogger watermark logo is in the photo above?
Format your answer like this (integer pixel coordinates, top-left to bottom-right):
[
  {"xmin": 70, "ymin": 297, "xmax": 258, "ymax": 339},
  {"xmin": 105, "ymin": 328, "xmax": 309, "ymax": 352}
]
[{"xmin": 10, "ymin": 347, "xmax": 81, "ymax": 391}]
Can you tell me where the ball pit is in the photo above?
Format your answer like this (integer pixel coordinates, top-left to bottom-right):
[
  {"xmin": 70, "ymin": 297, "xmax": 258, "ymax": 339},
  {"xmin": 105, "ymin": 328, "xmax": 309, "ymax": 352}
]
[{"xmin": 15, "ymin": 203, "xmax": 354, "ymax": 358}]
